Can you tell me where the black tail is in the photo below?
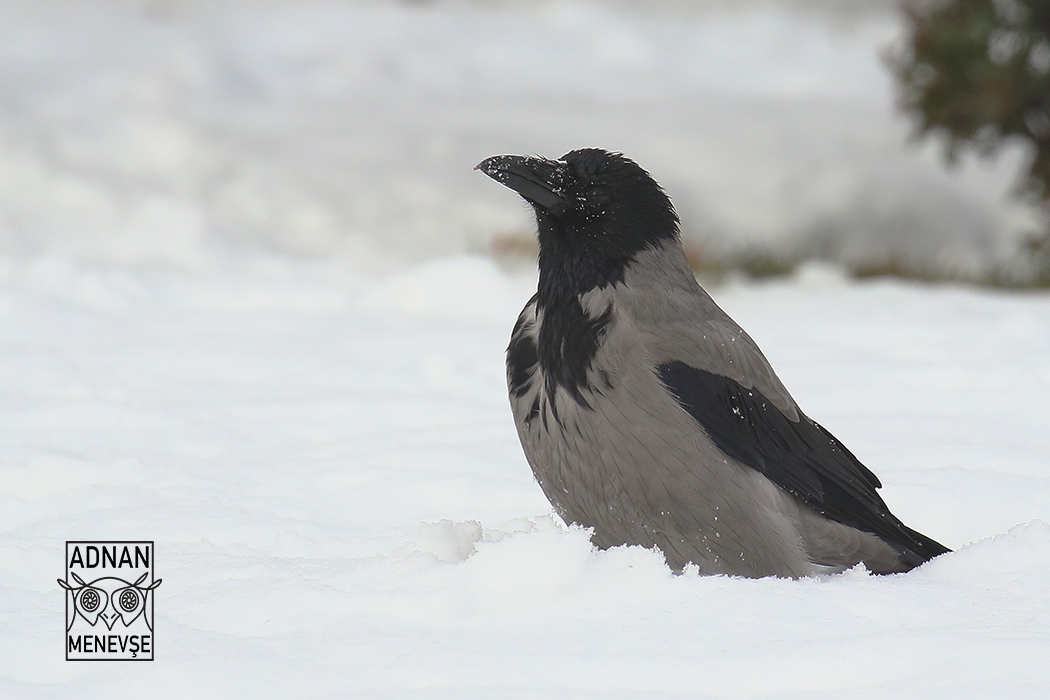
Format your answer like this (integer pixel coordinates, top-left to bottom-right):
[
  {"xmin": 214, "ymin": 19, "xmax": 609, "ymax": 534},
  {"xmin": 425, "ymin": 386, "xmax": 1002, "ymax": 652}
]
[{"xmin": 892, "ymin": 524, "xmax": 951, "ymax": 571}]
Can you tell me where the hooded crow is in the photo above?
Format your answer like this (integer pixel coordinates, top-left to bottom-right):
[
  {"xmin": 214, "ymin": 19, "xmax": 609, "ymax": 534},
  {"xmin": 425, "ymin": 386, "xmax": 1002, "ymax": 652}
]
[{"xmin": 477, "ymin": 148, "xmax": 950, "ymax": 578}]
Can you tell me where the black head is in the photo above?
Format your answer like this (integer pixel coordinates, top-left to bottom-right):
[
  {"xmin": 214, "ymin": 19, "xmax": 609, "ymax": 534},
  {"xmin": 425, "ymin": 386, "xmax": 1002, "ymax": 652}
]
[{"xmin": 477, "ymin": 148, "xmax": 680, "ymax": 296}]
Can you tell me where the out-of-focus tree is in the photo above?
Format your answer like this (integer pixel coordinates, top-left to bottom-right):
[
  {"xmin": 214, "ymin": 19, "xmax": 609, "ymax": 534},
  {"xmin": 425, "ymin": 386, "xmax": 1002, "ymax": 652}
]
[{"xmin": 892, "ymin": 0, "xmax": 1050, "ymax": 279}]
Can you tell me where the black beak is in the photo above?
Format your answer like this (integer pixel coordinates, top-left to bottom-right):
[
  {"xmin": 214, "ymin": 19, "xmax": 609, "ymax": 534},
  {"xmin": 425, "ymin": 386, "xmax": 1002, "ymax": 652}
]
[{"xmin": 475, "ymin": 155, "xmax": 570, "ymax": 210}]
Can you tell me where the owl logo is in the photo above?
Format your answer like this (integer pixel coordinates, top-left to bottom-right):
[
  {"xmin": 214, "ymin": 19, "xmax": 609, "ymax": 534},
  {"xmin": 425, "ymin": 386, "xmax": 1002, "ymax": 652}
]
[{"xmin": 58, "ymin": 571, "xmax": 162, "ymax": 633}]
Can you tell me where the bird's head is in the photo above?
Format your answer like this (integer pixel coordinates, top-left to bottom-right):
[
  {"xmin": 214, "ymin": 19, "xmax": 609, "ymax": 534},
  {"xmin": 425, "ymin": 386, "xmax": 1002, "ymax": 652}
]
[{"xmin": 477, "ymin": 148, "xmax": 680, "ymax": 294}]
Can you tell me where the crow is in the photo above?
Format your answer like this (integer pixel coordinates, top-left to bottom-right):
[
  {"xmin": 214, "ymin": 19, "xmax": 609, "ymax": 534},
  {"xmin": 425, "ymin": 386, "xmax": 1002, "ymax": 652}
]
[{"xmin": 476, "ymin": 148, "xmax": 950, "ymax": 578}]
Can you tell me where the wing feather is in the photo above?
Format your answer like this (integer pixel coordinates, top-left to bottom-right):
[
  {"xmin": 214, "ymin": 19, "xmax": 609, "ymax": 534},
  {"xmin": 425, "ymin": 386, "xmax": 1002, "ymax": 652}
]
[{"xmin": 658, "ymin": 360, "xmax": 950, "ymax": 566}]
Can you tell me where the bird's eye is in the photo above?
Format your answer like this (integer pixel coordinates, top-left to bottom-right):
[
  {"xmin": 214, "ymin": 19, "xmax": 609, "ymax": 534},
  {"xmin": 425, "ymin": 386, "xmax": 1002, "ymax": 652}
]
[
  {"xmin": 580, "ymin": 187, "xmax": 609, "ymax": 209},
  {"xmin": 80, "ymin": 589, "xmax": 101, "ymax": 612},
  {"xmin": 118, "ymin": 589, "xmax": 139, "ymax": 613}
]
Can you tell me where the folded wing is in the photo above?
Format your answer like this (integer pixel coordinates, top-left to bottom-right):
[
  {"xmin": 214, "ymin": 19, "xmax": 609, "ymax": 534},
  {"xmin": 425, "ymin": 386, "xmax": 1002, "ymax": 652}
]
[{"xmin": 658, "ymin": 360, "xmax": 950, "ymax": 567}]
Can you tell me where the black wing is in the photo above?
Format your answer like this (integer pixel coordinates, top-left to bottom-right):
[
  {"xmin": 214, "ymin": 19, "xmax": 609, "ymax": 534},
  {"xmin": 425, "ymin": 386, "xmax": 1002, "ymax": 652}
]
[{"xmin": 658, "ymin": 361, "xmax": 949, "ymax": 566}]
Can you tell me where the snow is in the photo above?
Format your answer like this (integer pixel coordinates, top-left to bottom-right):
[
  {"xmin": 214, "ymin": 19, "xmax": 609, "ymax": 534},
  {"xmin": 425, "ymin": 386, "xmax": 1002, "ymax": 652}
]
[
  {"xmin": 2, "ymin": 256, "xmax": 1050, "ymax": 698},
  {"xmin": 2, "ymin": 1, "xmax": 1050, "ymax": 697},
  {"xmin": 0, "ymin": 0, "xmax": 1039, "ymax": 273}
]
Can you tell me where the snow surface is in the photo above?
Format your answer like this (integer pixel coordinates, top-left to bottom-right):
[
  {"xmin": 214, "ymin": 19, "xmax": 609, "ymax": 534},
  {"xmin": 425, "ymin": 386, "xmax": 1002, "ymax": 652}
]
[
  {"xmin": 2, "ymin": 256, "xmax": 1050, "ymax": 698},
  {"xmin": 2, "ymin": 1, "xmax": 1050, "ymax": 697}
]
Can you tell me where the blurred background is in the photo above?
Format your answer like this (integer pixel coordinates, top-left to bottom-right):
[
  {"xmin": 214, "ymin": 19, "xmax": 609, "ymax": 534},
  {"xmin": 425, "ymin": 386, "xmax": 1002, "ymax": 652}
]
[{"xmin": 0, "ymin": 0, "xmax": 1046, "ymax": 283}]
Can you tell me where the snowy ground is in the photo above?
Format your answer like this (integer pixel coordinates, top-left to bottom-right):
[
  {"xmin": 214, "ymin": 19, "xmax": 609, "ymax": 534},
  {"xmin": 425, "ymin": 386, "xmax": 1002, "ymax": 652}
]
[
  {"xmin": 2, "ymin": 257, "xmax": 1049, "ymax": 698},
  {"xmin": 3, "ymin": 0, "xmax": 1050, "ymax": 697}
]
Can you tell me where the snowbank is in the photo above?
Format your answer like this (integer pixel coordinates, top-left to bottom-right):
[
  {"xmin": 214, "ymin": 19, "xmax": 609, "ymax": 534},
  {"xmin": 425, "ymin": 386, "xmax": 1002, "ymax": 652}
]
[{"xmin": 1, "ymin": 257, "xmax": 1049, "ymax": 697}]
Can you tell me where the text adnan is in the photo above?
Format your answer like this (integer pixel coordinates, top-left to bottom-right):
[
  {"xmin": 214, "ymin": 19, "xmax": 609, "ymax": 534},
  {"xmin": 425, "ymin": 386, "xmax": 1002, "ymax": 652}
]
[{"xmin": 68, "ymin": 545, "xmax": 150, "ymax": 569}]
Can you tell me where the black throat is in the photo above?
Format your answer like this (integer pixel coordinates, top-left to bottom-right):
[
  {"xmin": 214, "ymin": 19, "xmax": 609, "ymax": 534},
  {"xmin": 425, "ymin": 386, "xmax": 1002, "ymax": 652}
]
[
  {"xmin": 534, "ymin": 208, "xmax": 636, "ymax": 301},
  {"xmin": 530, "ymin": 213, "xmax": 629, "ymax": 408}
]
